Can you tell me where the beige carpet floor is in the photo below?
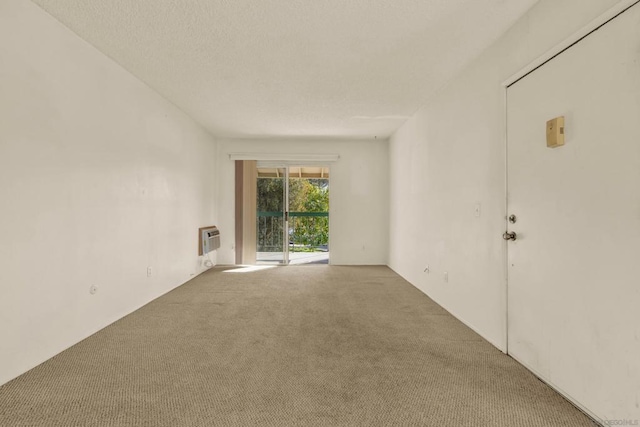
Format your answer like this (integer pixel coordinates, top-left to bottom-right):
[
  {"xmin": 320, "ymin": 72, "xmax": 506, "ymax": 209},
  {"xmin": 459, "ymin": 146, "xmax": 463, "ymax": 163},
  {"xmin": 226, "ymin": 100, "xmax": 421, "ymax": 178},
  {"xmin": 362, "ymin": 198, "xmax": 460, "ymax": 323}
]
[{"xmin": 0, "ymin": 265, "xmax": 595, "ymax": 426}]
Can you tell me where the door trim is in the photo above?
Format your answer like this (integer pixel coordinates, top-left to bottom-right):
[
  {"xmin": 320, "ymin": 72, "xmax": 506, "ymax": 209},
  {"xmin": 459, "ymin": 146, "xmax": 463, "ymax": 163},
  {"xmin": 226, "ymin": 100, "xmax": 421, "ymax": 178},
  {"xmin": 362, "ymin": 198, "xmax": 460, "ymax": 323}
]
[
  {"xmin": 502, "ymin": 88, "xmax": 509, "ymax": 354},
  {"xmin": 502, "ymin": 0, "xmax": 640, "ymax": 88},
  {"xmin": 283, "ymin": 166, "xmax": 290, "ymax": 265}
]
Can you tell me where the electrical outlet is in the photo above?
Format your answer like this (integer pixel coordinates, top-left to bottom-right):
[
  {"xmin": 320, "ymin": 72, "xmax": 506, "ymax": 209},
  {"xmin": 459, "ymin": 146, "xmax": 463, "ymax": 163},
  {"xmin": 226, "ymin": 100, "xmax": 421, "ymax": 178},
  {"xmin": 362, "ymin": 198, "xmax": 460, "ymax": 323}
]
[
  {"xmin": 147, "ymin": 266, "xmax": 153, "ymax": 277},
  {"xmin": 444, "ymin": 272, "xmax": 449, "ymax": 283}
]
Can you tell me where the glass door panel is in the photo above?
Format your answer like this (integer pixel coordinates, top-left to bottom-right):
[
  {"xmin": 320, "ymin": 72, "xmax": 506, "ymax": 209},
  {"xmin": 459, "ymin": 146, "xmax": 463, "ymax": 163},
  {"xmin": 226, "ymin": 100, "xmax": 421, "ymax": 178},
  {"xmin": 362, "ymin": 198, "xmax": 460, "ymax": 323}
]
[
  {"xmin": 287, "ymin": 166, "xmax": 330, "ymax": 265},
  {"xmin": 256, "ymin": 167, "xmax": 289, "ymax": 264}
]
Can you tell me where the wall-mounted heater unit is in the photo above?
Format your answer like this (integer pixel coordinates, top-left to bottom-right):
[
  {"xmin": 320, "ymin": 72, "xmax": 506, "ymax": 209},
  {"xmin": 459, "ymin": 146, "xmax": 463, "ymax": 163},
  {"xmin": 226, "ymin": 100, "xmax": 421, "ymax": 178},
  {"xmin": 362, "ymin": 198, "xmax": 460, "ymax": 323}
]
[{"xmin": 199, "ymin": 226, "xmax": 220, "ymax": 255}]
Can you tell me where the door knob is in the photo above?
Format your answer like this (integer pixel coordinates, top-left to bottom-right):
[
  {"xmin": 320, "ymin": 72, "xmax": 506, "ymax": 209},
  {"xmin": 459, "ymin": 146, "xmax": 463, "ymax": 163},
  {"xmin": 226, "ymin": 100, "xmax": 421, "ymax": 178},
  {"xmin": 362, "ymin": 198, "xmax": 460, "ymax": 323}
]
[{"xmin": 503, "ymin": 231, "xmax": 517, "ymax": 241}]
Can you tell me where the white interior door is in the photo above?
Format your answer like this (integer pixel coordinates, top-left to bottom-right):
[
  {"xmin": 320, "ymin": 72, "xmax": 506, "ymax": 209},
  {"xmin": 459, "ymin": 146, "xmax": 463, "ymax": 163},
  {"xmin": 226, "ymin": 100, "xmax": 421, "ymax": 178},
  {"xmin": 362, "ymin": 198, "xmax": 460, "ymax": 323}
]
[{"xmin": 506, "ymin": 3, "xmax": 640, "ymax": 422}]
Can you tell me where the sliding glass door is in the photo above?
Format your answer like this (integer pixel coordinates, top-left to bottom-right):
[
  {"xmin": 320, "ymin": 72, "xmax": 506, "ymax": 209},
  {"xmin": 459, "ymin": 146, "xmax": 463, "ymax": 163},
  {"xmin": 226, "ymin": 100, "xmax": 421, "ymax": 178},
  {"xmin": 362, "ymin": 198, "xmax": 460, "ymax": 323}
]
[
  {"xmin": 287, "ymin": 167, "xmax": 329, "ymax": 265},
  {"xmin": 256, "ymin": 167, "xmax": 289, "ymax": 264},
  {"xmin": 256, "ymin": 164, "xmax": 329, "ymax": 265}
]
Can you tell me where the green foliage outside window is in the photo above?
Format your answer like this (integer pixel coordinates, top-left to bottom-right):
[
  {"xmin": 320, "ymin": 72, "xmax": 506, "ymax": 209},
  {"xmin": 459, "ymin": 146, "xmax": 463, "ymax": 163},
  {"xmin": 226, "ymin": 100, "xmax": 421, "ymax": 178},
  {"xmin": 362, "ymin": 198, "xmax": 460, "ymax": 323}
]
[{"xmin": 257, "ymin": 177, "xmax": 329, "ymax": 252}]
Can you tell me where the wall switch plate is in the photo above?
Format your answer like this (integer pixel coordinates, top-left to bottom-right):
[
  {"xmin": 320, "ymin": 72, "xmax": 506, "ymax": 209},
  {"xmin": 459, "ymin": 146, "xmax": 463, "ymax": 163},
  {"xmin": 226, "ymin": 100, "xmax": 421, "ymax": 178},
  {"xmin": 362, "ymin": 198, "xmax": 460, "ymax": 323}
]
[
  {"xmin": 444, "ymin": 272, "xmax": 449, "ymax": 283},
  {"xmin": 474, "ymin": 203, "xmax": 481, "ymax": 218},
  {"xmin": 147, "ymin": 267, "xmax": 153, "ymax": 277}
]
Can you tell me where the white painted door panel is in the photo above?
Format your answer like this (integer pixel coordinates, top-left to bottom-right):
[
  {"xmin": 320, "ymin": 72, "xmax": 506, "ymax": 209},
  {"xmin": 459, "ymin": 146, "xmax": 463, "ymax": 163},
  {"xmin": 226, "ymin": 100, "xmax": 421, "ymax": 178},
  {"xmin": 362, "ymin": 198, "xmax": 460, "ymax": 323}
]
[{"xmin": 507, "ymin": 3, "xmax": 640, "ymax": 422}]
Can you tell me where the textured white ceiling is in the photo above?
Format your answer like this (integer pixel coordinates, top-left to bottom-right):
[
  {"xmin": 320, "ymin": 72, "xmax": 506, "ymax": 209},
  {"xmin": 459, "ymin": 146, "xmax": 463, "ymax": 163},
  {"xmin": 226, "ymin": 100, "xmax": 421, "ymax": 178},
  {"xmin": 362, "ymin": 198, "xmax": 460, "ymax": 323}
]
[{"xmin": 30, "ymin": 0, "xmax": 538, "ymax": 139}]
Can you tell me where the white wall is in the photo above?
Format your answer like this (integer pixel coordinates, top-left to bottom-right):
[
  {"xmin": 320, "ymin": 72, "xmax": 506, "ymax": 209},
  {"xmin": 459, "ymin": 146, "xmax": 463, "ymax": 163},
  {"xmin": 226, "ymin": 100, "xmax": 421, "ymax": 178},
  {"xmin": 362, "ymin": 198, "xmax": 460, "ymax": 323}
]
[
  {"xmin": 0, "ymin": 0, "xmax": 217, "ymax": 385},
  {"xmin": 388, "ymin": 0, "xmax": 622, "ymax": 350},
  {"xmin": 216, "ymin": 139, "xmax": 389, "ymax": 266}
]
